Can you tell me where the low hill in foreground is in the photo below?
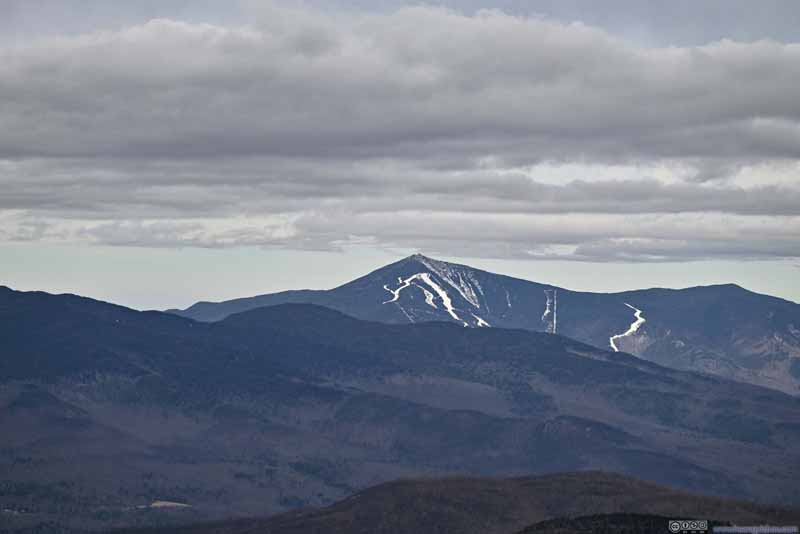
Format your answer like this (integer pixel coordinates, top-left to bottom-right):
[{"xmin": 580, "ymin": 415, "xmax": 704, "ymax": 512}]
[{"xmin": 113, "ymin": 471, "xmax": 800, "ymax": 534}]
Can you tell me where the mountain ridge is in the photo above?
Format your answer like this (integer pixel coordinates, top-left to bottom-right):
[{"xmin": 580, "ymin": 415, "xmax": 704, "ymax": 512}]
[
  {"xmin": 171, "ymin": 256, "xmax": 785, "ymax": 314},
  {"xmin": 168, "ymin": 254, "xmax": 800, "ymax": 395}
]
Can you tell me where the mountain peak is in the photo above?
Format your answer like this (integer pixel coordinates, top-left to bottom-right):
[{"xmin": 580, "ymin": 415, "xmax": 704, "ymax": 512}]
[
  {"xmin": 402, "ymin": 253, "xmax": 458, "ymax": 272},
  {"xmin": 405, "ymin": 252, "xmax": 436, "ymax": 262}
]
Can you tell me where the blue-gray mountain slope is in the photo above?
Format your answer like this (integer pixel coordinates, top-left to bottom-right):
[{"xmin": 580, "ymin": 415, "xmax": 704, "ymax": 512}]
[{"xmin": 171, "ymin": 254, "xmax": 800, "ymax": 394}]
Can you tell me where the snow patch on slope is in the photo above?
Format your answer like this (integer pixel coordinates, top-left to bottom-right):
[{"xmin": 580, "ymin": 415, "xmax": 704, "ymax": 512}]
[
  {"xmin": 542, "ymin": 290, "xmax": 552, "ymax": 325},
  {"xmin": 413, "ymin": 282, "xmax": 437, "ymax": 308},
  {"xmin": 553, "ymin": 290, "xmax": 558, "ymax": 334},
  {"xmin": 383, "ymin": 277, "xmax": 413, "ymax": 304},
  {"xmin": 471, "ymin": 313, "xmax": 490, "ymax": 327},
  {"xmin": 542, "ymin": 289, "xmax": 558, "ymax": 334},
  {"xmin": 609, "ymin": 303, "xmax": 646, "ymax": 352},
  {"xmin": 418, "ymin": 256, "xmax": 483, "ymax": 309},
  {"xmin": 383, "ymin": 273, "xmax": 468, "ymax": 326}
]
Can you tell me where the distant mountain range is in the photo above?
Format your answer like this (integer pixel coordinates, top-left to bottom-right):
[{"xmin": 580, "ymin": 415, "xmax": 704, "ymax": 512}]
[
  {"xmin": 169, "ymin": 254, "xmax": 800, "ymax": 395},
  {"xmin": 114, "ymin": 471, "xmax": 800, "ymax": 534},
  {"xmin": 2, "ymin": 285, "xmax": 800, "ymax": 532}
]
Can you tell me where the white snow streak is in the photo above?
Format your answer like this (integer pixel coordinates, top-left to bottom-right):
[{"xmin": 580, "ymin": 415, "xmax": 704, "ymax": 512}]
[
  {"xmin": 505, "ymin": 289, "xmax": 512, "ymax": 309},
  {"xmin": 417, "ymin": 273, "xmax": 468, "ymax": 326},
  {"xmin": 541, "ymin": 289, "xmax": 557, "ymax": 334},
  {"xmin": 413, "ymin": 283, "xmax": 437, "ymax": 308},
  {"xmin": 418, "ymin": 256, "xmax": 482, "ymax": 309},
  {"xmin": 383, "ymin": 278, "xmax": 410, "ymax": 303},
  {"xmin": 383, "ymin": 272, "xmax": 468, "ymax": 326},
  {"xmin": 609, "ymin": 303, "xmax": 646, "ymax": 352},
  {"xmin": 541, "ymin": 290, "xmax": 552, "ymax": 323},
  {"xmin": 553, "ymin": 290, "xmax": 558, "ymax": 334},
  {"xmin": 471, "ymin": 313, "xmax": 491, "ymax": 327}
]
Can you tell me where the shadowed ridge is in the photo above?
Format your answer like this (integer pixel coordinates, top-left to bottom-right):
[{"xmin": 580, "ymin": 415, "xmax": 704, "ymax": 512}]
[
  {"xmin": 221, "ymin": 302, "xmax": 366, "ymax": 325},
  {"xmin": 178, "ymin": 288, "xmax": 325, "ymax": 322}
]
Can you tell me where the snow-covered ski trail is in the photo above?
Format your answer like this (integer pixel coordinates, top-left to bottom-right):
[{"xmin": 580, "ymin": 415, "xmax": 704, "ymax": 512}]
[
  {"xmin": 383, "ymin": 273, "xmax": 468, "ymax": 326},
  {"xmin": 609, "ymin": 303, "xmax": 645, "ymax": 352},
  {"xmin": 553, "ymin": 290, "xmax": 558, "ymax": 334},
  {"xmin": 417, "ymin": 256, "xmax": 483, "ymax": 309},
  {"xmin": 541, "ymin": 289, "xmax": 558, "ymax": 334},
  {"xmin": 471, "ymin": 313, "xmax": 490, "ymax": 327}
]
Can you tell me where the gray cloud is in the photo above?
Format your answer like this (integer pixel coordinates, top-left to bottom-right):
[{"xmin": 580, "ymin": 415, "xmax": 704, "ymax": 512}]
[
  {"xmin": 302, "ymin": 0, "xmax": 800, "ymax": 46},
  {"xmin": 4, "ymin": 1, "xmax": 800, "ymax": 47},
  {"xmin": 4, "ymin": 158, "xmax": 800, "ymax": 217},
  {"xmin": 1, "ymin": 10, "xmax": 799, "ymax": 162},
  {"xmin": 0, "ymin": 4, "xmax": 799, "ymax": 263}
]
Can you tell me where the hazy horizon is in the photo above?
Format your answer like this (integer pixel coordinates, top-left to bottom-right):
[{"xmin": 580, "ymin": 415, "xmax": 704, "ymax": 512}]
[{"xmin": 3, "ymin": 245, "xmax": 799, "ymax": 310}]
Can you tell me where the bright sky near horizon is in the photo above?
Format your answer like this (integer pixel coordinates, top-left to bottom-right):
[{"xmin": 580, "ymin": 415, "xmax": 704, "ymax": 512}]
[{"xmin": 1, "ymin": 0, "xmax": 798, "ymax": 308}]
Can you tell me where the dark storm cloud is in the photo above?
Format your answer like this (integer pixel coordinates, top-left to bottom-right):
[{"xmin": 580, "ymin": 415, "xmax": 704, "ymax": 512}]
[{"xmin": 0, "ymin": 4, "xmax": 799, "ymax": 262}]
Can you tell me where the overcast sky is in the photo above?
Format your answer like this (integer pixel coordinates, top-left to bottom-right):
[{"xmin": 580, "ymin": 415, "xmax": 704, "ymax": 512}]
[{"xmin": 1, "ymin": 0, "xmax": 799, "ymax": 308}]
